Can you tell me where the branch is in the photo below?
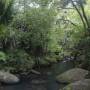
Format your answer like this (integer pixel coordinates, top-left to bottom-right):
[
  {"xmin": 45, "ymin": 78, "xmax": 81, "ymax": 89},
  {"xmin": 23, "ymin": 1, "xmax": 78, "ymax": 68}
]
[
  {"xmin": 64, "ymin": 19, "xmax": 78, "ymax": 26},
  {"xmin": 31, "ymin": 69, "xmax": 41, "ymax": 75},
  {"xmin": 56, "ymin": 18, "xmax": 78, "ymax": 27}
]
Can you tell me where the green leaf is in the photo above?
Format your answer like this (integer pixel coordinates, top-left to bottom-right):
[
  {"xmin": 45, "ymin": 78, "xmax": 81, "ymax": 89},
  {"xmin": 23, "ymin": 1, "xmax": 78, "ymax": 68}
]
[{"xmin": 0, "ymin": 51, "xmax": 6, "ymax": 61}]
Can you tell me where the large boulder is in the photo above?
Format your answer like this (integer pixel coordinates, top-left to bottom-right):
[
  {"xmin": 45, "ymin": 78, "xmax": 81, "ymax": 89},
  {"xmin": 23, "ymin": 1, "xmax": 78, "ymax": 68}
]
[
  {"xmin": 0, "ymin": 71, "xmax": 20, "ymax": 84},
  {"xmin": 60, "ymin": 79, "xmax": 90, "ymax": 90},
  {"xmin": 56, "ymin": 68, "xmax": 89, "ymax": 83}
]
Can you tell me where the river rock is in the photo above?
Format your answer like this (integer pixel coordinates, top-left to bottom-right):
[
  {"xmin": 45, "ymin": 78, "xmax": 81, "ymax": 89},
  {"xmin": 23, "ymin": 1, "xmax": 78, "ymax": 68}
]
[
  {"xmin": 60, "ymin": 79, "xmax": 90, "ymax": 90},
  {"xmin": 0, "ymin": 71, "xmax": 20, "ymax": 84},
  {"xmin": 56, "ymin": 68, "xmax": 89, "ymax": 83}
]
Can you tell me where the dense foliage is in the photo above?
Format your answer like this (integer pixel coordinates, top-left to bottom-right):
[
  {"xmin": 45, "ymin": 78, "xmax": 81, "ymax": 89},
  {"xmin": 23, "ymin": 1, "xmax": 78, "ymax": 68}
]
[{"xmin": 0, "ymin": 0, "xmax": 90, "ymax": 73}]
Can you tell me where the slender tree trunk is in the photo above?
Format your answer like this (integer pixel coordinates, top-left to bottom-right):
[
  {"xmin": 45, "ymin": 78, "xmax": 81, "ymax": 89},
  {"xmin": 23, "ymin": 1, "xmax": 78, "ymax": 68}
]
[
  {"xmin": 80, "ymin": 3, "xmax": 90, "ymax": 28},
  {"xmin": 70, "ymin": 0, "xmax": 87, "ymax": 30}
]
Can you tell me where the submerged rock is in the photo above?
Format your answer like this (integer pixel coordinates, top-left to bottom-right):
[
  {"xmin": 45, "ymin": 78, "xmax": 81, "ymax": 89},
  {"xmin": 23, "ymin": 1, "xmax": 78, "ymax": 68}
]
[
  {"xmin": 60, "ymin": 79, "xmax": 90, "ymax": 90},
  {"xmin": 31, "ymin": 79, "xmax": 47, "ymax": 84},
  {"xmin": 56, "ymin": 68, "xmax": 89, "ymax": 83},
  {"xmin": 0, "ymin": 71, "xmax": 20, "ymax": 84}
]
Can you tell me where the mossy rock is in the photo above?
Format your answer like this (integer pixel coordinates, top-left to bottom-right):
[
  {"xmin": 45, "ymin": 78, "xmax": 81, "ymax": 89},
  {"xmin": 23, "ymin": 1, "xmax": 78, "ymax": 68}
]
[
  {"xmin": 56, "ymin": 68, "xmax": 89, "ymax": 83},
  {"xmin": 60, "ymin": 79, "xmax": 90, "ymax": 90}
]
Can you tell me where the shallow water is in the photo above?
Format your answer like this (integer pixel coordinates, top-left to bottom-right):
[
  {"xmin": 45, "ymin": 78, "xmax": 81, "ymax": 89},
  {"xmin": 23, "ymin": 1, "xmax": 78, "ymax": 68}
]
[{"xmin": 0, "ymin": 61, "xmax": 74, "ymax": 90}]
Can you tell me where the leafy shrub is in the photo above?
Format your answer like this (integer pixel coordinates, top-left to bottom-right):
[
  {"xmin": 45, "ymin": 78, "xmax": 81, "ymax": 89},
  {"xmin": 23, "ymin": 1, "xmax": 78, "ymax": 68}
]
[
  {"xmin": 6, "ymin": 50, "xmax": 35, "ymax": 73},
  {"xmin": 73, "ymin": 36, "xmax": 90, "ymax": 71}
]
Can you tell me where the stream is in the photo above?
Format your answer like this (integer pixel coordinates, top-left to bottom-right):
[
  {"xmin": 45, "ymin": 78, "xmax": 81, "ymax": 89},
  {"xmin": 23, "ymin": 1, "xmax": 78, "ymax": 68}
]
[{"xmin": 0, "ymin": 61, "xmax": 75, "ymax": 90}]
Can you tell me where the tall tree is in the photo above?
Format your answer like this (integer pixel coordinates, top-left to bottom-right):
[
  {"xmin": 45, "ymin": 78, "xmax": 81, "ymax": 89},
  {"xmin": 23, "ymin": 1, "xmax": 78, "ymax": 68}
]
[{"xmin": 57, "ymin": 0, "xmax": 89, "ymax": 32}]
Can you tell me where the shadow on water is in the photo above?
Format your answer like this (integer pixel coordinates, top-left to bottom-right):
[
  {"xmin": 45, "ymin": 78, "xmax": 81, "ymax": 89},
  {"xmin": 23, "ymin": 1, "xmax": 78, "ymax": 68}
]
[
  {"xmin": 0, "ymin": 61, "xmax": 75, "ymax": 90},
  {"xmin": 46, "ymin": 60, "xmax": 75, "ymax": 90}
]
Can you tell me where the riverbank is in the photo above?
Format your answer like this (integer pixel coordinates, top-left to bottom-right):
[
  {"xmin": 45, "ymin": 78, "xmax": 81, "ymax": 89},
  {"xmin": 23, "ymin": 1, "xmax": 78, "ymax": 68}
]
[{"xmin": 0, "ymin": 60, "xmax": 77, "ymax": 90}]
